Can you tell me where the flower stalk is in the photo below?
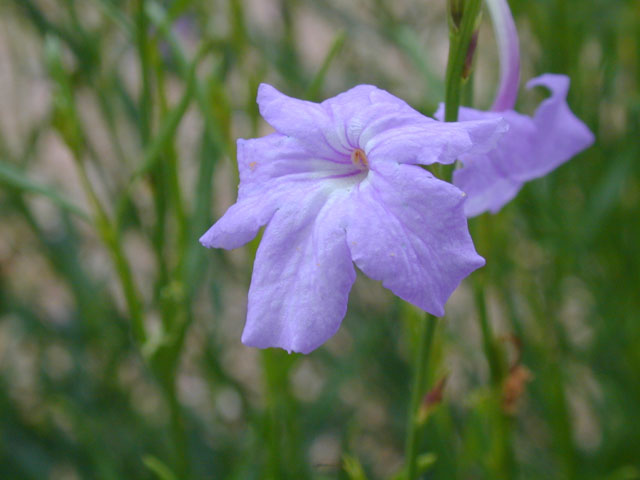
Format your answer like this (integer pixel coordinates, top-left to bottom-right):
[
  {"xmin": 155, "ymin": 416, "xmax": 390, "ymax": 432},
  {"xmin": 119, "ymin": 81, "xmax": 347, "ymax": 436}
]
[
  {"xmin": 444, "ymin": 0, "xmax": 483, "ymax": 123},
  {"xmin": 403, "ymin": 2, "xmax": 486, "ymax": 478},
  {"xmin": 471, "ymin": 217, "xmax": 515, "ymax": 477},
  {"xmin": 405, "ymin": 314, "xmax": 438, "ymax": 480}
]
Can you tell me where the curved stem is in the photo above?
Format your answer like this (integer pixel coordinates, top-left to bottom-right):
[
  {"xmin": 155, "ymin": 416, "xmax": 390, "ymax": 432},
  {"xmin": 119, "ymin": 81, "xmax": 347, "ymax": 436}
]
[
  {"xmin": 485, "ymin": 0, "xmax": 521, "ymax": 111},
  {"xmin": 405, "ymin": 313, "xmax": 438, "ymax": 480}
]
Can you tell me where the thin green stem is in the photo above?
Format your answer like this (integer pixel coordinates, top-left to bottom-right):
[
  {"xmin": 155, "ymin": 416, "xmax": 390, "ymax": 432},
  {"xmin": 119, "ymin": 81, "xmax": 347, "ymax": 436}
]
[
  {"xmin": 136, "ymin": 0, "xmax": 170, "ymax": 318},
  {"xmin": 433, "ymin": 0, "xmax": 482, "ymax": 184},
  {"xmin": 472, "ymin": 212, "xmax": 514, "ymax": 479},
  {"xmin": 76, "ymin": 159, "xmax": 146, "ymax": 345},
  {"xmin": 165, "ymin": 377, "xmax": 189, "ymax": 479},
  {"xmin": 305, "ymin": 30, "xmax": 346, "ymax": 101},
  {"xmin": 405, "ymin": 313, "xmax": 438, "ymax": 480},
  {"xmin": 403, "ymin": 3, "xmax": 483, "ymax": 476},
  {"xmin": 261, "ymin": 349, "xmax": 305, "ymax": 479},
  {"xmin": 134, "ymin": 6, "xmax": 191, "ymax": 477},
  {"xmin": 473, "ymin": 277, "xmax": 502, "ymax": 387},
  {"xmin": 444, "ymin": 0, "xmax": 482, "ymax": 122},
  {"xmin": 135, "ymin": 0, "xmax": 152, "ymax": 145},
  {"xmin": 45, "ymin": 31, "xmax": 146, "ymax": 345}
]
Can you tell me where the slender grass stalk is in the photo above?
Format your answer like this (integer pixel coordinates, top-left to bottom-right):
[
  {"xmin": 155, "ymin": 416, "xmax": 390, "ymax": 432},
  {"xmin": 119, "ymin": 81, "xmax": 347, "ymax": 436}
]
[
  {"xmin": 405, "ymin": 314, "xmax": 438, "ymax": 480},
  {"xmin": 75, "ymin": 156, "xmax": 147, "ymax": 345},
  {"xmin": 471, "ymin": 206, "xmax": 515, "ymax": 479},
  {"xmin": 133, "ymin": 4, "xmax": 194, "ymax": 476},
  {"xmin": 472, "ymin": 275, "xmax": 502, "ymax": 387},
  {"xmin": 0, "ymin": 160, "xmax": 90, "ymax": 221},
  {"xmin": 135, "ymin": 0, "xmax": 171, "ymax": 328},
  {"xmin": 261, "ymin": 350, "xmax": 287, "ymax": 480},
  {"xmin": 472, "ymin": 271, "xmax": 516, "ymax": 476},
  {"xmin": 260, "ymin": 349, "xmax": 307, "ymax": 479},
  {"xmin": 135, "ymin": 0, "xmax": 153, "ymax": 146},
  {"xmin": 305, "ymin": 30, "xmax": 346, "ymax": 101},
  {"xmin": 165, "ymin": 376, "xmax": 189, "ymax": 479},
  {"xmin": 45, "ymin": 34, "xmax": 147, "ymax": 345}
]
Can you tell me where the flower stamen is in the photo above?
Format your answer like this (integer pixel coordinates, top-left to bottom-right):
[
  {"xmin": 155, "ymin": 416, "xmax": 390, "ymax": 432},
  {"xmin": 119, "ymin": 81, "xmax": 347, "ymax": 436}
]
[{"xmin": 351, "ymin": 148, "xmax": 369, "ymax": 168}]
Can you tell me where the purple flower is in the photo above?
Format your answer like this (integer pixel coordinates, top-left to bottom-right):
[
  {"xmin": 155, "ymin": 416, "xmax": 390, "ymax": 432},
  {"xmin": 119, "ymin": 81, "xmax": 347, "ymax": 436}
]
[
  {"xmin": 200, "ymin": 84, "xmax": 505, "ymax": 353},
  {"xmin": 436, "ymin": 0, "xmax": 594, "ymax": 217}
]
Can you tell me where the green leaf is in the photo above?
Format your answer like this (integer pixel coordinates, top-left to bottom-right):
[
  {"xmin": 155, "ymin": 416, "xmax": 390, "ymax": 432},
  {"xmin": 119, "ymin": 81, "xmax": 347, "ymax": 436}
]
[
  {"xmin": 306, "ymin": 30, "xmax": 346, "ymax": 101},
  {"xmin": 0, "ymin": 160, "xmax": 90, "ymax": 221},
  {"xmin": 343, "ymin": 454, "xmax": 368, "ymax": 480},
  {"xmin": 392, "ymin": 453, "xmax": 437, "ymax": 480},
  {"xmin": 142, "ymin": 455, "xmax": 179, "ymax": 480},
  {"xmin": 131, "ymin": 41, "xmax": 212, "ymax": 180}
]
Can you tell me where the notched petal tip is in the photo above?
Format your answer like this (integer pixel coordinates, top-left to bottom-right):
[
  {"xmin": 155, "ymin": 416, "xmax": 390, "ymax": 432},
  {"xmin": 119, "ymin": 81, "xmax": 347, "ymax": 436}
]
[
  {"xmin": 527, "ymin": 73, "xmax": 595, "ymax": 160},
  {"xmin": 241, "ymin": 331, "xmax": 318, "ymax": 355},
  {"xmin": 474, "ymin": 253, "xmax": 487, "ymax": 269},
  {"xmin": 256, "ymin": 82, "xmax": 279, "ymax": 103},
  {"xmin": 256, "ymin": 83, "xmax": 283, "ymax": 117},
  {"xmin": 525, "ymin": 73, "xmax": 570, "ymax": 99},
  {"xmin": 198, "ymin": 227, "xmax": 219, "ymax": 249}
]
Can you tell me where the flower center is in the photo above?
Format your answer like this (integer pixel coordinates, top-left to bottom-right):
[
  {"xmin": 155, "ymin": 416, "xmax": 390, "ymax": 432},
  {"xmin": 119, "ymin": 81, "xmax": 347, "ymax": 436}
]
[{"xmin": 350, "ymin": 148, "xmax": 369, "ymax": 169}]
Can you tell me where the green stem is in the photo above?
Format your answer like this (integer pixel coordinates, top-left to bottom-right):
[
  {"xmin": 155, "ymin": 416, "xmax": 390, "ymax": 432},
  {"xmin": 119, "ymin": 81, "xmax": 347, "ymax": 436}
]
[
  {"xmin": 473, "ymin": 276, "xmax": 502, "ymax": 387},
  {"xmin": 165, "ymin": 377, "xmax": 189, "ymax": 479},
  {"xmin": 135, "ymin": 0, "xmax": 152, "ymax": 145},
  {"xmin": 444, "ymin": 0, "xmax": 482, "ymax": 122},
  {"xmin": 76, "ymin": 158, "xmax": 146, "ymax": 344},
  {"xmin": 261, "ymin": 350, "xmax": 300, "ymax": 479},
  {"xmin": 434, "ymin": 0, "xmax": 482, "ymax": 183},
  {"xmin": 443, "ymin": 3, "xmax": 515, "ymax": 475},
  {"xmin": 405, "ymin": 313, "xmax": 438, "ymax": 480},
  {"xmin": 136, "ymin": 0, "xmax": 169, "ymax": 316},
  {"xmin": 134, "ymin": 6, "xmax": 191, "ymax": 477},
  {"xmin": 472, "ymin": 211, "xmax": 515, "ymax": 479},
  {"xmin": 403, "ymin": 3, "xmax": 483, "ymax": 477}
]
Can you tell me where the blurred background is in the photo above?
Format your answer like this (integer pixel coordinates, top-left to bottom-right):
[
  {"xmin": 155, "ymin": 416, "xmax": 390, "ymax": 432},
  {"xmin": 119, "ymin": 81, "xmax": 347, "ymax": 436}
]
[{"xmin": 0, "ymin": 0, "xmax": 638, "ymax": 479}]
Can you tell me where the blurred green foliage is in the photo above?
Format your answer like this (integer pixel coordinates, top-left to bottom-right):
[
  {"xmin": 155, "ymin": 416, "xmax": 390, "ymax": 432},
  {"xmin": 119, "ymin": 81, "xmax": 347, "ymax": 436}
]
[{"xmin": 0, "ymin": 0, "xmax": 638, "ymax": 479}]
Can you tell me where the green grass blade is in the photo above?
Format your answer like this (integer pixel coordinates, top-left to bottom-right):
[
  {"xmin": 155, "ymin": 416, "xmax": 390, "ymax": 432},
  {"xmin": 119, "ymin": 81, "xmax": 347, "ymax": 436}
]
[{"xmin": 0, "ymin": 160, "xmax": 90, "ymax": 221}]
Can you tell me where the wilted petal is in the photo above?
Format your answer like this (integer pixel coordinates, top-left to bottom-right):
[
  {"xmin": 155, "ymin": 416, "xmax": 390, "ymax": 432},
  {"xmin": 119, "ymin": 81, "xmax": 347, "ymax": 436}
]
[
  {"xmin": 346, "ymin": 162, "xmax": 485, "ymax": 316},
  {"xmin": 486, "ymin": 0, "xmax": 521, "ymax": 111},
  {"xmin": 242, "ymin": 190, "xmax": 355, "ymax": 354},
  {"xmin": 523, "ymin": 74, "xmax": 595, "ymax": 179},
  {"xmin": 452, "ymin": 155, "xmax": 523, "ymax": 216},
  {"xmin": 443, "ymin": 74, "xmax": 594, "ymax": 216}
]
